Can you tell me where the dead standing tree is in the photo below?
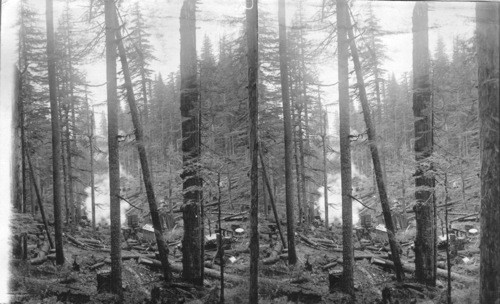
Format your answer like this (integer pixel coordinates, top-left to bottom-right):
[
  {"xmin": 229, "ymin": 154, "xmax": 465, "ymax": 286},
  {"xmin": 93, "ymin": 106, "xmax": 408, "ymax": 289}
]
[
  {"xmin": 246, "ymin": 0, "xmax": 259, "ymax": 302},
  {"xmin": 476, "ymin": 3, "xmax": 500, "ymax": 303},
  {"xmin": 113, "ymin": 6, "xmax": 172, "ymax": 282},
  {"xmin": 104, "ymin": 0, "xmax": 123, "ymax": 296},
  {"xmin": 278, "ymin": 0, "xmax": 297, "ymax": 265},
  {"xmin": 46, "ymin": 0, "xmax": 64, "ymax": 266},
  {"xmin": 180, "ymin": 0, "xmax": 203, "ymax": 286},
  {"xmin": 345, "ymin": 9, "xmax": 404, "ymax": 282},
  {"xmin": 337, "ymin": 0, "xmax": 354, "ymax": 296},
  {"xmin": 412, "ymin": 2, "xmax": 436, "ymax": 286}
]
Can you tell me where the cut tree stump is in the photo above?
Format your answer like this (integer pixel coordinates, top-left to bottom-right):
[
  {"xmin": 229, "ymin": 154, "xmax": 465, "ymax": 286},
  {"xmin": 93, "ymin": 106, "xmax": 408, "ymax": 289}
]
[{"xmin": 97, "ymin": 271, "xmax": 112, "ymax": 293}]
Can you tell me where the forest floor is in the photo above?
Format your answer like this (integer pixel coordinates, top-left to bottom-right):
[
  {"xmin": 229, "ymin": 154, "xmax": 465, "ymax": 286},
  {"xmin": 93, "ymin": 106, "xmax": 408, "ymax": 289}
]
[{"xmin": 9, "ymin": 212, "xmax": 480, "ymax": 304}]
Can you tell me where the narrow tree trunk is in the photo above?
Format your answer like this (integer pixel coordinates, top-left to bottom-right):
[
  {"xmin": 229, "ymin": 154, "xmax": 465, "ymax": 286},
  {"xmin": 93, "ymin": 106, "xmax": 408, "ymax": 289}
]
[
  {"xmin": 346, "ymin": 12, "xmax": 405, "ymax": 282},
  {"xmin": 104, "ymin": 0, "xmax": 122, "ymax": 296},
  {"xmin": 412, "ymin": 2, "xmax": 436, "ymax": 286},
  {"xmin": 477, "ymin": 3, "xmax": 500, "ymax": 303},
  {"xmin": 259, "ymin": 147, "xmax": 286, "ymax": 248},
  {"xmin": 65, "ymin": 102, "xmax": 75, "ymax": 226},
  {"xmin": 246, "ymin": 0, "xmax": 259, "ymax": 302},
  {"xmin": 322, "ymin": 111, "xmax": 329, "ymax": 228},
  {"xmin": 180, "ymin": 0, "xmax": 203, "ymax": 286},
  {"xmin": 87, "ymin": 89, "xmax": 96, "ymax": 231},
  {"xmin": 444, "ymin": 174, "xmax": 452, "ymax": 304},
  {"xmin": 278, "ymin": 0, "xmax": 296, "ymax": 265},
  {"xmin": 20, "ymin": 91, "xmax": 27, "ymax": 214},
  {"xmin": 26, "ymin": 151, "xmax": 54, "ymax": 249},
  {"xmin": 291, "ymin": 96, "xmax": 303, "ymax": 223},
  {"xmin": 337, "ymin": 0, "xmax": 354, "ymax": 295},
  {"xmin": 114, "ymin": 7, "xmax": 172, "ymax": 282},
  {"xmin": 46, "ymin": 0, "xmax": 64, "ymax": 266}
]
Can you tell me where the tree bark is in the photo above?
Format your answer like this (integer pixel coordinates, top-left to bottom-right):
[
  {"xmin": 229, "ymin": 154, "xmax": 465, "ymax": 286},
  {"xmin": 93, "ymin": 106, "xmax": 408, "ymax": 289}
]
[
  {"xmin": 87, "ymin": 89, "xmax": 96, "ymax": 231},
  {"xmin": 412, "ymin": 2, "xmax": 436, "ymax": 286},
  {"xmin": 104, "ymin": 0, "xmax": 122, "ymax": 297},
  {"xmin": 322, "ymin": 110, "xmax": 329, "ymax": 228},
  {"xmin": 246, "ymin": 0, "xmax": 259, "ymax": 302},
  {"xmin": 346, "ymin": 12, "xmax": 405, "ymax": 282},
  {"xmin": 46, "ymin": 0, "xmax": 64, "ymax": 266},
  {"xmin": 337, "ymin": 0, "xmax": 354, "ymax": 296},
  {"xmin": 113, "ymin": 7, "xmax": 172, "ymax": 282},
  {"xmin": 180, "ymin": 0, "xmax": 203, "ymax": 286},
  {"xmin": 26, "ymin": 151, "xmax": 54, "ymax": 249},
  {"xmin": 477, "ymin": 3, "xmax": 500, "ymax": 303},
  {"xmin": 259, "ymin": 147, "xmax": 286, "ymax": 248},
  {"xmin": 278, "ymin": 0, "xmax": 297, "ymax": 265}
]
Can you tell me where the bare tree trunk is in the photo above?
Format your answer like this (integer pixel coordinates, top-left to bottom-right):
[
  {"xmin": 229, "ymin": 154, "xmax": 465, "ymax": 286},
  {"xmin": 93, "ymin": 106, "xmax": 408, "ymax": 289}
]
[
  {"xmin": 477, "ymin": 3, "xmax": 500, "ymax": 303},
  {"xmin": 114, "ymin": 7, "xmax": 172, "ymax": 282},
  {"xmin": 259, "ymin": 147, "xmax": 286, "ymax": 248},
  {"xmin": 337, "ymin": 0, "xmax": 354, "ymax": 296},
  {"xmin": 180, "ymin": 0, "xmax": 203, "ymax": 286},
  {"xmin": 26, "ymin": 151, "xmax": 54, "ymax": 249},
  {"xmin": 246, "ymin": 0, "xmax": 259, "ymax": 302},
  {"xmin": 278, "ymin": 0, "xmax": 297, "ymax": 265},
  {"xmin": 346, "ymin": 12, "xmax": 405, "ymax": 282},
  {"xmin": 291, "ymin": 95, "xmax": 303, "ymax": 224},
  {"xmin": 322, "ymin": 110, "xmax": 329, "ymax": 228},
  {"xmin": 86, "ymin": 88, "xmax": 96, "ymax": 231},
  {"xmin": 46, "ymin": 0, "xmax": 64, "ymax": 266},
  {"xmin": 412, "ymin": 2, "xmax": 436, "ymax": 286},
  {"xmin": 104, "ymin": 0, "xmax": 122, "ymax": 296}
]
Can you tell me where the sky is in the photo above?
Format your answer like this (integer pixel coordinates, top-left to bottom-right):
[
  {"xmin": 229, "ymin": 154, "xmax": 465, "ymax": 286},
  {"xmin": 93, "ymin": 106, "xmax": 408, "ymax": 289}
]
[{"xmin": 0, "ymin": 0, "xmax": 478, "ymax": 301}]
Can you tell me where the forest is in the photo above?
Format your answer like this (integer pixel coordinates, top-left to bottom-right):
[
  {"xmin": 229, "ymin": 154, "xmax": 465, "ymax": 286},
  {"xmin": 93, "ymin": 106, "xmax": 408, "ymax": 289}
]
[{"xmin": 2, "ymin": 0, "xmax": 499, "ymax": 303}]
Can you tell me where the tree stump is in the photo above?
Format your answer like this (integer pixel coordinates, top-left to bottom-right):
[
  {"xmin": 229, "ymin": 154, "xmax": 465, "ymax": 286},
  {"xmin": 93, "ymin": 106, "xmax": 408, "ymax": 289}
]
[
  {"xmin": 97, "ymin": 271, "xmax": 112, "ymax": 293},
  {"xmin": 328, "ymin": 270, "xmax": 343, "ymax": 292}
]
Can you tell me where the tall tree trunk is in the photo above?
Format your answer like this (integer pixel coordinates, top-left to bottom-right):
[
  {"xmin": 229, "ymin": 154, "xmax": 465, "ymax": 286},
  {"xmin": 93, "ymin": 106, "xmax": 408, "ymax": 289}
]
[
  {"xmin": 89, "ymin": 106, "xmax": 96, "ymax": 231},
  {"xmin": 412, "ymin": 2, "xmax": 436, "ymax": 286},
  {"xmin": 21, "ymin": 90, "xmax": 27, "ymax": 213},
  {"xmin": 46, "ymin": 0, "xmax": 64, "ymax": 266},
  {"xmin": 477, "ymin": 3, "xmax": 500, "ymax": 303},
  {"xmin": 246, "ymin": 0, "xmax": 259, "ymax": 302},
  {"xmin": 337, "ymin": 0, "xmax": 354, "ymax": 295},
  {"xmin": 180, "ymin": 0, "xmax": 203, "ymax": 286},
  {"xmin": 65, "ymin": 101, "xmax": 74, "ymax": 226},
  {"xmin": 290, "ymin": 94, "xmax": 303, "ymax": 223},
  {"xmin": 104, "ymin": 0, "xmax": 122, "ymax": 296},
  {"xmin": 278, "ymin": 0, "xmax": 297, "ymax": 265},
  {"xmin": 297, "ymin": 107, "xmax": 307, "ymax": 225},
  {"xmin": 322, "ymin": 110, "xmax": 329, "ymax": 228},
  {"xmin": 346, "ymin": 12, "xmax": 405, "ymax": 282},
  {"xmin": 114, "ymin": 7, "xmax": 172, "ymax": 282}
]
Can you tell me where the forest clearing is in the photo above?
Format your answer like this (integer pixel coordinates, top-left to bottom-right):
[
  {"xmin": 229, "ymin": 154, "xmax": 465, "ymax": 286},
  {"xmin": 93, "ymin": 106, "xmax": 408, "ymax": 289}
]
[{"xmin": 2, "ymin": 0, "xmax": 498, "ymax": 303}]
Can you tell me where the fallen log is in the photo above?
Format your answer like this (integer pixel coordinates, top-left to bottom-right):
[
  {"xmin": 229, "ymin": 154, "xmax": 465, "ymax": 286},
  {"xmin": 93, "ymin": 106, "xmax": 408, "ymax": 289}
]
[
  {"xmin": 78, "ymin": 238, "xmax": 101, "ymax": 246},
  {"xmin": 451, "ymin": 213, "xmax": 479, "ymax": 223},
  {"xmin": 321, "ymin": 262, "xmax": 338, "ymax": 271},
  {"xmin": 89, "ymin": 262, "xmax": 106, "ymax": 270},
  {"xmin": 64, "ymin": 234, "xmax": 86, "ymax": 248},
  {"xmin": 298, "ymin": 234, "xmax": 319, "ymax": 248},
  {"xmin": 223, "ymin": 212, "xmax": 248, "ymax": 221},
  {"xmin": 371, "ymin": 257, "xmax": 475, "ymax": 284},
  {"xmin": 262, "ymin": 242, "xmax": 283, "ymax": 265}
]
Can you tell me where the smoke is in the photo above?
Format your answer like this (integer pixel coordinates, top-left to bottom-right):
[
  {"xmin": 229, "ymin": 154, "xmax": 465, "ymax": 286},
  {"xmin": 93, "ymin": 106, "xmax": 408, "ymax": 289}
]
[
  {"xmin": 84, "ymin": 166, "xmax": 132, "ymax": 227},
  {"xmin": 316, "ymin": 164, "xmax": 368, "ymax": 226}
]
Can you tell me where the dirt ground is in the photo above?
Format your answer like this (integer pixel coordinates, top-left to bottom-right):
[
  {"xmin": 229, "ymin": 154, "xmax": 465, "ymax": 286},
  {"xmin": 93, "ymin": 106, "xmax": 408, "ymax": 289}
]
[{"xmin": 9, "ymin": 213, "xmax": 480, "ymax": 304}]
